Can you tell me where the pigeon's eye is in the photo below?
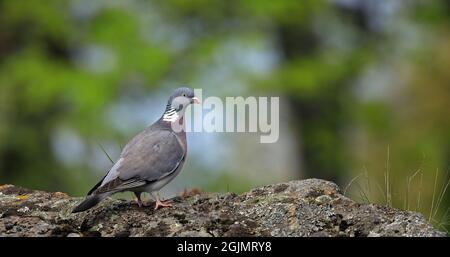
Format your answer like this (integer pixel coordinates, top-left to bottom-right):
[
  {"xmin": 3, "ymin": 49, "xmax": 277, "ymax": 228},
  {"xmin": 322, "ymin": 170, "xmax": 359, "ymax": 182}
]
[{"xmin": 182, "ymin": 93, "xmax": 187, "ymax": 97}]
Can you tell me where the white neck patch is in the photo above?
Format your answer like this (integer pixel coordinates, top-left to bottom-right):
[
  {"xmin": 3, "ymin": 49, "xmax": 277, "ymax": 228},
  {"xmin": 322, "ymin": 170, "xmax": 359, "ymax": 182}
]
[{"xmin": 163, "ymin": 108, "xmax": 179, "ymax": 122}]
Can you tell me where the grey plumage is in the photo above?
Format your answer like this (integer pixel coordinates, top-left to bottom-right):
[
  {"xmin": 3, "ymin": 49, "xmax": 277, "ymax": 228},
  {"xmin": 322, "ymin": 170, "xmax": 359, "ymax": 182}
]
[{"xmin": 72, "ymin": 87, "xmax": 198, "ymax": 213}]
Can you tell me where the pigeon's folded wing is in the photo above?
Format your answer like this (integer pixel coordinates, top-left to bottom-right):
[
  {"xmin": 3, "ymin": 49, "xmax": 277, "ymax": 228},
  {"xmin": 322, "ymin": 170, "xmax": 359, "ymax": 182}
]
[{"xmin": 92, "ymin": 129, "xmax": 185, "ymax": 194}]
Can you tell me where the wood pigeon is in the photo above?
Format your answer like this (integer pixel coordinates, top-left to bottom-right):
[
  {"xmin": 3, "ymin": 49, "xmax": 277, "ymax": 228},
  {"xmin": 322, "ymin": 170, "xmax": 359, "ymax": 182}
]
[{"xmin": 72, "ymin": 87, "xmax": 200, "ymax": 213}]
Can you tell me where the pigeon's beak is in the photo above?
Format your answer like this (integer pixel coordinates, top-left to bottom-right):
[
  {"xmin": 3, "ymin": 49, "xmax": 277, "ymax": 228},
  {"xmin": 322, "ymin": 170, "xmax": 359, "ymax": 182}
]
[{"xmin": 191, "ymin": 97, "xmax": 200, "ymax": 104}]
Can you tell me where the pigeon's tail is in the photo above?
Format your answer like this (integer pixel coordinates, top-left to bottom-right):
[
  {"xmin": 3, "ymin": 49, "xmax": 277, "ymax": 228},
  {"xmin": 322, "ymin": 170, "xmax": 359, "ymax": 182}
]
[{"xmin": 72, "ymin": 194, "xmax": 103, "ymax": 213}]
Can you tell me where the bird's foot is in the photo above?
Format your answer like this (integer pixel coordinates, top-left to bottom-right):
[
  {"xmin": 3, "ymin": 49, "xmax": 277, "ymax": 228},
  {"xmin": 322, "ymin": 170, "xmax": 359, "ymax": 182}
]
[
  {"xmin": 154, "ymin": 199, "xmax": 173, "ymax": 210},
  {"xmin": 136, "ymin": 198, "xmax": 143, "ymax": 208},
  {"xmin": 136, "ymin": 198, "xmax": 151, "ymax": 208}
]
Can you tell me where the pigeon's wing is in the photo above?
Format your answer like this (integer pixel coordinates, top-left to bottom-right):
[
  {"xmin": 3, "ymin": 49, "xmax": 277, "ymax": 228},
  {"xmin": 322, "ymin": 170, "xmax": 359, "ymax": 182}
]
[
  {"xmin": 119, "ymin": 129, "xmax": 185, "ymax": 181},
  {"xmin": 92, "ymin": 129, "xmax": 185, "ymax": 195}
]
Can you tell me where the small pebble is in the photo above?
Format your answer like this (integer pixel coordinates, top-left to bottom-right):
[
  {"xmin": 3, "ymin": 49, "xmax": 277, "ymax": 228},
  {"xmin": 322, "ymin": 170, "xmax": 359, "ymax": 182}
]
[{"xmin": 315, "ymin": 195, "xmax": 332, "ymax": 204}]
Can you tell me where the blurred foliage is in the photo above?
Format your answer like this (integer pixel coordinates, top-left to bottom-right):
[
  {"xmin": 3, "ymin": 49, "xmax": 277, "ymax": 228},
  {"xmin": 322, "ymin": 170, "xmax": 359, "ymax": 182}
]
[{"xmin": 0, "ymin": 0, "xmax": 450, "ymax": 231}]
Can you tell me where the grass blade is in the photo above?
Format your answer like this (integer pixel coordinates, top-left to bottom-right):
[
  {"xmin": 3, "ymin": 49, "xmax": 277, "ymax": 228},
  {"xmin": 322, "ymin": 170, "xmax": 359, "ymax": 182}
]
[
  {"xmin": 344, "ymin": 173, "xmax": 363, "ymax": 196},
  {"xmin": 429, "ymin": 168, "xmax": 439, "ymax": 222},
  {"xmin": 97, "ymin": 142, "xmax": 115, "ymax": 164}
]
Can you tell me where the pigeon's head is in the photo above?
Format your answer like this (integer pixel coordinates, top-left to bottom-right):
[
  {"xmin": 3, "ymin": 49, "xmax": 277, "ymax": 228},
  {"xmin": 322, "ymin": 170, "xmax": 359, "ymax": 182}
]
[
  {"xmin": 163, "ymin": 87, "xmax": 200, "ymax": 122},
  {"xmin": 167, "ymin": 87, "xmax": 200, "ymax": 106}
]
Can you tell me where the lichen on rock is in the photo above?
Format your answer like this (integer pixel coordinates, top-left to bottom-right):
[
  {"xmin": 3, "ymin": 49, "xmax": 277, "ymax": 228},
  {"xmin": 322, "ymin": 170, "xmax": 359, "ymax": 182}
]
[{"xmin": 0, "ymin": 179, "xmax": 446, "ymax": 237}]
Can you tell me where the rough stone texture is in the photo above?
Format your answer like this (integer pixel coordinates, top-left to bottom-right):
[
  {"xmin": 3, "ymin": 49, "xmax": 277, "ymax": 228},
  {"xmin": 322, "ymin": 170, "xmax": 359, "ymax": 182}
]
[{"xmin": 0, "ymin": 179, "xmax": 446, "ymax": 237}]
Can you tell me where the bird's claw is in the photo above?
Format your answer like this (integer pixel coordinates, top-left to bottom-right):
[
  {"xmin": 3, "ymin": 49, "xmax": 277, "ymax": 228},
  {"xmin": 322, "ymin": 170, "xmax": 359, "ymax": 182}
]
[
  {"xmin": 154, "ymin": 199, "xmax": 173, "ymax": 210},
  {"xmin": 136, "ymin": 198, "xmax": 151, "ymax": 208}
]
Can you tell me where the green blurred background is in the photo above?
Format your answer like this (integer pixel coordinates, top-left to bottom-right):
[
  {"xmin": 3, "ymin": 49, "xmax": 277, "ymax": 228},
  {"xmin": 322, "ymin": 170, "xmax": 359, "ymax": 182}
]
[{"xmin": 1, "ymin": 0, "xmax": 449, "ymax": 232}]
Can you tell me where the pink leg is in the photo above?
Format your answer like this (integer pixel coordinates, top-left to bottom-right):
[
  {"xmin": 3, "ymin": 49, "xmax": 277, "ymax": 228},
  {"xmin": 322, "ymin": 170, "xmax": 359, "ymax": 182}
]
[
  {"xmin": 134, "ymin": 192, "xmax": 150, "ymax": 207},
  {"xmin": 154, "ymin": 199, "xmax": 173, "ymax": 210}
]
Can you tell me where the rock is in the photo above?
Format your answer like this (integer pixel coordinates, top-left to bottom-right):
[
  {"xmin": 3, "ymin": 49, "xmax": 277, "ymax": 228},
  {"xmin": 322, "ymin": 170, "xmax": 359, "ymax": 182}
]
[
  {"xmin": 66, "ymin": 232, "xmax": 81, "ymax": 237},
  {"xmin": 0, "ymin": 179, "xmax": 446, "ymax": 237}
]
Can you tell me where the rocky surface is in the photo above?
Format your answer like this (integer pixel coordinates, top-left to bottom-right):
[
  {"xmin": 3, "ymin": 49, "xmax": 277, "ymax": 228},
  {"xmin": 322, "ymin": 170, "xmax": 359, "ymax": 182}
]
[{"xmin": 0, "ymin": 179, "xmax": 446, "ymax": 237}]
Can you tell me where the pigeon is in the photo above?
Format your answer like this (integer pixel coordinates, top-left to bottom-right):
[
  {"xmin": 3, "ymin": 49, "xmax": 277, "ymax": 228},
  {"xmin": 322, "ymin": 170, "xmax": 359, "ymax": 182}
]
[{"xmin": 72, "ymin": 87, "xmax": 200, "ymax": 213}]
